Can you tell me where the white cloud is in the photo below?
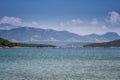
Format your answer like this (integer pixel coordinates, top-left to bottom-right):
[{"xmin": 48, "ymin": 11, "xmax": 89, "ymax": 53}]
[
  {"xmin": 0, "ymin": 16, "xmax": 22, "ymax": 25},
  {"xmin": 60, "ymin": 22, "xmax": 65, "ymax": 27},
  {"xmin": 71, "ymin": 19, "xmax": 83, "ymax": 24},
  {"xmin": 0, "ymin": 16, "xmax": 43, "ymax": 28},
  {"xmin": 105, "ymin": 11, "xmax": 120, "ymax": 24},
  {"xmin": 0, "ymin": 16, "xmax": 61, "ymax": 30},
  {"xmin": 60, "ymin": 19, "xmax": 83, "ymax": 27},
  {"xmin": 22, "ymin": 21, "xmax": 40, "ymax": 27},
  {"xmin": 90, "ymin": 18, "xmax": 98, "ymax": 25},
  {"xmin": 60, "ymin": 18, "xmax": 99, "ymax": 27},
  {"xmin": 101, "ymin": 25, "xmax": 108, "ymax": 30},
  {"xmin": 0, "ymin": 16, "xmax": 114, "ymax": 35}
]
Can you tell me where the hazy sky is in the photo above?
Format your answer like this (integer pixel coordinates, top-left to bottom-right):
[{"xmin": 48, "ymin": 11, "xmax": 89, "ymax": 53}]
[{"xmin": 0, "ymin": 0, "xmax": 120, "ymax": 35}]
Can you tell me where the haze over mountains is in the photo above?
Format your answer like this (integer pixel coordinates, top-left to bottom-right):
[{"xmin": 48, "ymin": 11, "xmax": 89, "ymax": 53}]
[{"xmin": 0, "ymin": 24, "xmax": 120, "ymax": 44}]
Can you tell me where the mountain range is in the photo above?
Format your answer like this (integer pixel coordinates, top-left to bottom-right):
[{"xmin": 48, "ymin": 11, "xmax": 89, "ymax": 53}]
[{"xmin": 0, "ymin": 24, "xmax": 120, "ymax": 44}]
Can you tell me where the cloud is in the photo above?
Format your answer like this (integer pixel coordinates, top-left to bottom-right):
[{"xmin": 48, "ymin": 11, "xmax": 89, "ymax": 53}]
[
  {"xmin": 21, "ymin": 21, "xmax": 40, "ymax": 27},
  {"xmin": 0, "ymin": 16, "xmax": 114, "ymax": 35},
  {"xmin": 0, "ymin": 16, "xmax": 22, "ymax": 25},
  {"xmin": 60, "ymin": 22, "xmax": 65, "ymax": 27},
  {"xmin": 101, "ymin": 25, "xmax": 108, "ymax": 30},
  {"xmin": 105, "ymin": 11, "xmax": 120, "ymax": 24},
  {"xmin": 71, "ymin": 19, "xmax": 83, "ymax": 24},
  {"xmin": 0, "ymin": 16, "xmax": 43, "ymax": 28},
  {"xmin": 60, "ymin": 18, "xmax": 99, "ymax": 27},
  {"xmin": 60, "ymin": 19, "xmax": 83, "ymax": 27},
  {"xmin": 90, "ymin": 18, "xmax": 98, "ymax": 25}
]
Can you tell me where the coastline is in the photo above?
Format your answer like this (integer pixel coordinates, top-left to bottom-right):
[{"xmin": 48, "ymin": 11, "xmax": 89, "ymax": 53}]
[{"xmin": 1, "ymin": 46, "xmax": 120, "ymax": 49}]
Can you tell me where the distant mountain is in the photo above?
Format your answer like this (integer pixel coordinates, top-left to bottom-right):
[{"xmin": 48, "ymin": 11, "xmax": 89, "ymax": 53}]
[
  {"xmin": 83, "ymin": 39, "xmax": 120, "ymax": 47},
  {"xmin": 0, "ymin": 27, "xmax": 82, "ymax": 42},
  {"xmin": 65, "ymin": 33, "xmax": 120, "ymax": 47},
  {"xmin": 0, "ymin": 25, "xmax": 120, "ymax": 43},
  {"xmin": 0, "ymin": 24, "xmax": 19, "ymax": 30},
  {"xmin": 83, "ymin": 32, "xmax": 120, "ymax": 42}
]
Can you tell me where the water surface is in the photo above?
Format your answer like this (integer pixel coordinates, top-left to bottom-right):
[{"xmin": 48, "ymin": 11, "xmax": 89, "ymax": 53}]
[{"xmin": 0, "ymin": 48, "xmax": 120, "ymax": 80}]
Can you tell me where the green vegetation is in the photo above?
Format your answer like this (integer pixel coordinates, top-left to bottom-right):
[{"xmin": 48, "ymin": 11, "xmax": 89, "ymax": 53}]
[
  {"xmin": 16, "ymin": 43, "xmax": 56, "ymax": 48},
  {"xmin": 0, "ymin": 38, "xmax": 16, "ymax": 47},
  {"xmin": 83, "ymin": 39, "xmax": 120, "ymax": 48},
  {"xmin": 0, "ymin": 38, "xmax": 56, "ymax": 48}
]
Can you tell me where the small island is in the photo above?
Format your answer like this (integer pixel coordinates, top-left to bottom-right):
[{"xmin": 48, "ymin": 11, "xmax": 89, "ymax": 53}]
[{"xmin": 0, "ymin": 38, "xmax": 56, "ymax": 48}]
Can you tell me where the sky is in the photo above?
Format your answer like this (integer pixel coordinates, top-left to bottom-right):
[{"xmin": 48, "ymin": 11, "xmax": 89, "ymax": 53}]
[{"xmin": 0, "ymin": 0, "xmax": 120, "ymax": 35}]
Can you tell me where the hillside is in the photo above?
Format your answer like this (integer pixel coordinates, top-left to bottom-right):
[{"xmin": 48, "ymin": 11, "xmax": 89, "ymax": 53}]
[
  {"xmin": 0, "ymin": 38, "xmax": 56, "ymax": 48},
  {"xmin": 0, "ymin": 38, "xmax": 17, "ymax": 47},
  {"xmin": 0, "ymin": 27, "xmax": 82, "ymax": 42},
  {"xmin": 0, "ymin": 25, "xmax": 120, "ymax": 43},
  {"xmin": 83, "ymin": 39, "xmax": 120, "ymax": 48}
]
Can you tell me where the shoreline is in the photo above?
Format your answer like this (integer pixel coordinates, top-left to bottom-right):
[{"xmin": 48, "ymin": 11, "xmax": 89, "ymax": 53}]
[{"xmin": 0, "ymin": 46, "xmax": 120, "ymax": 49}]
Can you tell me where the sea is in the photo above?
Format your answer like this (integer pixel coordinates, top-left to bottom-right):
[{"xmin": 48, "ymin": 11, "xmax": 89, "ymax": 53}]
[{"xmin": 0, "ymin": 48, "xmax": 120, "ymax": 80}]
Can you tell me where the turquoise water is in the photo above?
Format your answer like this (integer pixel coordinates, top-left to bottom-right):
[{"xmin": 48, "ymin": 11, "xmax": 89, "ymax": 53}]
[{"xmin": 0, "ymin": 48, "xmax": 120, "ymax": 80}]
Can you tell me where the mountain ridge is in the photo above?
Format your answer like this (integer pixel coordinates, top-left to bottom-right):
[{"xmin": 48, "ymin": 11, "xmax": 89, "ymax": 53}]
[{"xmin": 0, "ymin": 26, "xmax": 120, "ymax": 43}]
